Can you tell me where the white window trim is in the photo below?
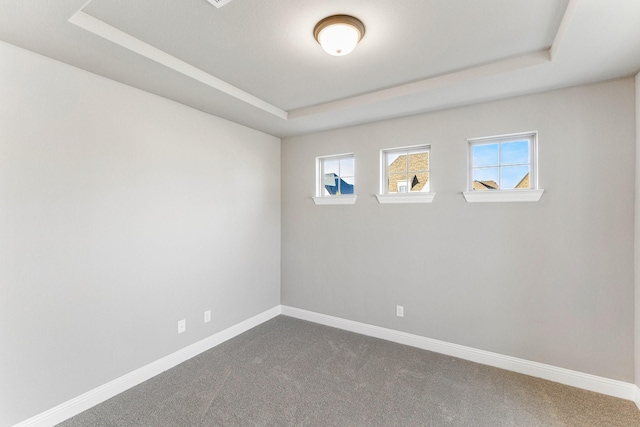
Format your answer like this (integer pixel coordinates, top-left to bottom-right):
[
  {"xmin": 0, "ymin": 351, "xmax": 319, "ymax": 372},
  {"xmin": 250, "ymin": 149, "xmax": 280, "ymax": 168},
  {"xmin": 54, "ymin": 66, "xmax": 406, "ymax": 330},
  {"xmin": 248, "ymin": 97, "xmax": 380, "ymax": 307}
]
[
  {"xmin": 312, "ymin": 195, "xmax": 357, "ymax": 205},
  {"xmin": 314, "ymin": 153, "xmax": 356, "ymax": 205},
  {"xmin": 464, "ymin": 131, "xmax": 544, "ymax": 203},
  {"xmin": 377, "ymin": 144, "xmax": 435, "ymax": 204},
  {"xmin": 462, "ymin": 189, "xmax": 544, "ymax": 203},
  {"xmin": 375, "ymin": 193, "xmax": 436, "ymax": 204}
]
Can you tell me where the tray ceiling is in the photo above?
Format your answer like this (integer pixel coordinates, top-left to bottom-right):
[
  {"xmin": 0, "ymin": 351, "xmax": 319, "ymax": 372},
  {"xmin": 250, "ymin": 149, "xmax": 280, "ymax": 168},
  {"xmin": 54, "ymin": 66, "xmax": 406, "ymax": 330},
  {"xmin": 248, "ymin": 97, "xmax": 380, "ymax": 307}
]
[{"xmin": 1, "ymin": 0, "xmax": 640, "ymax": 137}]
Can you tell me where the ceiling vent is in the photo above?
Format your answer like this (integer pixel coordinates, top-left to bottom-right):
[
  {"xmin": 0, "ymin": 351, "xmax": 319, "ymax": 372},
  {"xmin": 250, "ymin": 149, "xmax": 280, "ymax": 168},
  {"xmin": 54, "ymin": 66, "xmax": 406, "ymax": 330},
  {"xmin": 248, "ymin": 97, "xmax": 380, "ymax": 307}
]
[{"xmin": 207, "ymin": 0, "xmax": 234, "ymax": 8}]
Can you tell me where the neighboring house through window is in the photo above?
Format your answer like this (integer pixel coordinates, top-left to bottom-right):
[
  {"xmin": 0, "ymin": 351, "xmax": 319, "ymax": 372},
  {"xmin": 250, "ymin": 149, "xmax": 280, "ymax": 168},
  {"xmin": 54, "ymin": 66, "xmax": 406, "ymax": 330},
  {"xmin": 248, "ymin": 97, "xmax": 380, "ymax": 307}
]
[
  {"xmin": 464, "ymin": 131, "xmax": 543, "ymax": 202},
  {"xmin": 375, "ymin": 145, "xmax": 434, "ymax": 204},
  {"xmin": 320, "ymin": 154, "xmax": 354, "ymax": 195},
  {"xmin": 313, "ymin": 153, "xmax": 356, "ymax": 205},
  {"xmin": 383, "ymin": 145, "xmax": 430, "ymax": 194},
  {"xmin": 468, "ymin": 132, "xmax": 536, "ymax": 191}
]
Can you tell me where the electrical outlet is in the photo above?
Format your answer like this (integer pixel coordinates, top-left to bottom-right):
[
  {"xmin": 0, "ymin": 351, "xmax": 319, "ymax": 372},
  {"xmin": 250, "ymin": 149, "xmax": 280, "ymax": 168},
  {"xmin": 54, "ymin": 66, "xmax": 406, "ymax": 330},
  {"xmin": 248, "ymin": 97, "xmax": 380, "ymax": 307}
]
[
  {"xmin": 178, "ymin": 319, "xmax": 186, "ymax": 334},
  {"xmin": 204, "ymin": 310, "xmax": 211, "ymax": 323},
  {"xmin": 396, "ymin": 305, "xmax": 404, "ymax": 317}
]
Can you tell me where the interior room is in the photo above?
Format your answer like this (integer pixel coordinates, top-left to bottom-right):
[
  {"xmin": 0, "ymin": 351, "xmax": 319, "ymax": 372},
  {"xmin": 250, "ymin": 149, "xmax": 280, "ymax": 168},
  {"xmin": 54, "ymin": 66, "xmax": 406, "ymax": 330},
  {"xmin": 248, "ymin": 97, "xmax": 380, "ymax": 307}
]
[{"xmin": 2, "ymin": 0, "xmax": 640, "ymax": 425}]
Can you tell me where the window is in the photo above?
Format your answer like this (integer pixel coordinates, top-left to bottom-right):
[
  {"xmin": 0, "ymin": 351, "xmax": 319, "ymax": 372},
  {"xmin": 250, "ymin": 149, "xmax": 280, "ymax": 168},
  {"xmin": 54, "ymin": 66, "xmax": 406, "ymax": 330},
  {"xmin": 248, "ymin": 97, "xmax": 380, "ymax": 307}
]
[
  {"xmin": 313, "ymin": 154, "xmax": 356, "ymax": 205},
  {"xmin": 397, "ymin": 180, "xmax": 410, "ymax": 193},
  {"xmin": 376, "ymin": 145, "xmax": 435, "ymax": 204},
  {"xmin": 464, "ymin": 132, "xmax": 544, "ymax": 202}
]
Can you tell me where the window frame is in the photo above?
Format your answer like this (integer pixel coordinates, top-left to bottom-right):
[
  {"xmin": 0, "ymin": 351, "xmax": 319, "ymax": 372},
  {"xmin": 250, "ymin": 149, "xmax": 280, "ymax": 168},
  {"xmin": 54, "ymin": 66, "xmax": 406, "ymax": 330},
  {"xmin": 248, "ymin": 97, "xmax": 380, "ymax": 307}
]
[
  {"xmin": 376, "ymin": 144, "xmax": 435, "ymax": 204},
  {"xmin": 312, "ymin": 153, "xmax": 357, "ymax": 205},
  {"xmin": 463, "ymin": 131, "xmax": 544, "ymax": 203}
]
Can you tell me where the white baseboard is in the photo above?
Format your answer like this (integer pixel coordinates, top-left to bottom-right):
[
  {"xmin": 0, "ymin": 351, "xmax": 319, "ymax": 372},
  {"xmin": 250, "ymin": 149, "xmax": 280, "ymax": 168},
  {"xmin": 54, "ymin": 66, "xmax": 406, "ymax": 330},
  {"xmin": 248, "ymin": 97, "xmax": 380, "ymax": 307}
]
[
  {"xmin": 281, "ymin": 305, "xmax": 639, "ymax": 403},
  {"xmin": 14, "ymin": 306, "xmax": 282, "ymax": 427},
  {"xmin": 15, "ymin": 304, "xmax": 639, "ymax": 426}
]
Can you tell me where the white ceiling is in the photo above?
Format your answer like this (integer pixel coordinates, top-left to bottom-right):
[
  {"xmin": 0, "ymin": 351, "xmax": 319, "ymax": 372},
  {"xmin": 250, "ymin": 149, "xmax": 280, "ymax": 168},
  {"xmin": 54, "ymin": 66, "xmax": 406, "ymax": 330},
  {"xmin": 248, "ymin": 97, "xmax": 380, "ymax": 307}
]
[{"xmin": 1, "ymin": 0, "xmax": 640, "ymax": 137}]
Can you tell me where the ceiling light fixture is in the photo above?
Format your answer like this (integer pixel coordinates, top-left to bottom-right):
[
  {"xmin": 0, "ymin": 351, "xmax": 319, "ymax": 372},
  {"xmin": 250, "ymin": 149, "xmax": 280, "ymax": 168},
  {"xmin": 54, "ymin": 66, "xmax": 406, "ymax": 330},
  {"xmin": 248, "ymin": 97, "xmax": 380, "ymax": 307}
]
[{"xmin": 314, "ymin": 15, "xmax": 365, "ymax": 57}]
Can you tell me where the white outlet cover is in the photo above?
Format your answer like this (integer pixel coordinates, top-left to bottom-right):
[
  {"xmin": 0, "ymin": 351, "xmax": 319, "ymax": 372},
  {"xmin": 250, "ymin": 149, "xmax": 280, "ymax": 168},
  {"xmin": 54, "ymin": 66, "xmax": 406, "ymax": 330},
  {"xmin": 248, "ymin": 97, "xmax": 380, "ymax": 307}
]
[
  {"xmin": 178, "ymin": 319, "xmax": 186, "ymax": 333},
  {"xmin": 204, "ymin": 310, "xmax": 211, "ymax": 323},
  {"xmin": 396, "ymin": 305, "xmax": 404, "ymax": 317},
  {"xmin": 207, "ymin": 0, "xmax": 234, "ymax": 8}
]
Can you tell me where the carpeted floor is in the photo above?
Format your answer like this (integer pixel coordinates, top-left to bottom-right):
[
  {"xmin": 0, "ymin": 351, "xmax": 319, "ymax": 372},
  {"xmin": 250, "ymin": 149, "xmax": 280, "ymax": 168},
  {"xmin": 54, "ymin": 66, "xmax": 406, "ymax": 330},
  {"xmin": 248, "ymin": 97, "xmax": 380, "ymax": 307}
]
[{"xmin": 59, "ymin": 316, "xmax": 640, "ymax": 426}]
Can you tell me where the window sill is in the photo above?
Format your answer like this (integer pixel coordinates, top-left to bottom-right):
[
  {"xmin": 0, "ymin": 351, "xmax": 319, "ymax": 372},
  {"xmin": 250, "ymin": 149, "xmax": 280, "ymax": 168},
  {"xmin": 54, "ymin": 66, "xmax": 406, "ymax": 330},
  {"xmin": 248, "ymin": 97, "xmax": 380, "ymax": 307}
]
[
  {"xmin": 312, "ymin": 195, "xmax": 357, "ymax": 205},
  {"xmin": 462, "ymin": 189, "xmax": 544, "ymax": 203},
  {"xmin": 375, "ymin": 193, "xmax": 436, "ymax": 204}
]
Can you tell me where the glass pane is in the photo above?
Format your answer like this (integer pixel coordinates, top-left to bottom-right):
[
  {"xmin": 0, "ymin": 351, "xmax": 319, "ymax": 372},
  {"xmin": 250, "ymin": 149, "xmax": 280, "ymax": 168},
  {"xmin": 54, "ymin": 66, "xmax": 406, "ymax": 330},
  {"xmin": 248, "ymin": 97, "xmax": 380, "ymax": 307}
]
[
  {"xmin": 386, "ymin": 152, "xmax": 403, "ymax": 168},
  {"xmin": 340, "ymin": 157, "xmax": 354, "ymax": 177},
  {"xmin": 388, "ymin": 173, "xmax": 408, "ymax": 193},
  {"xmin": 407, "ymin": 151, "xmax": 429, "ymax": 172},
  {"xmin": 323, "ymin": 159, "xmax": 340, "ymax": 175},
  {"xmin": 501, "ymin": 165, "xmax": 530, "ymax": 189},
  {"xmin": 410, "ymin": 172, "xmax": 429, "ymax": 192},
  {"xmin": 501, "ymin": 140, "xmax": 529, "ymax": 165},
  {"xmin": 472, "ymin": 143, "xmax": 499, "ymax": 167},
  {"xmin": 472, "ymin": 167, "xmax": 499, "ymax": 190},
  {"xmin": 323, "ymin": 173, "xmax": 339, "ymax": 195},
  {"xmin": 387, "ymin": 154, "xmax": 407, "ymax": 174},
  {"xmin": 323, "ymin": 173, "xmax": 337, "ymax": 186},
  {"xmin": 340, "ymin": 176, "xmax": 355, "ymax": 195}
]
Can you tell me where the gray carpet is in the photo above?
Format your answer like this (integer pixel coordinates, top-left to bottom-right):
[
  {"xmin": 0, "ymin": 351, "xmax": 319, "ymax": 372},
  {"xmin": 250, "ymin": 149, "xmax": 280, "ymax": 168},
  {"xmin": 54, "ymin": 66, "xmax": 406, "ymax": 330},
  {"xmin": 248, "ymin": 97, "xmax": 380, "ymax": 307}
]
[{"xmin": 59, "ymin": 316, "xmax": 640, "ymax": 426}]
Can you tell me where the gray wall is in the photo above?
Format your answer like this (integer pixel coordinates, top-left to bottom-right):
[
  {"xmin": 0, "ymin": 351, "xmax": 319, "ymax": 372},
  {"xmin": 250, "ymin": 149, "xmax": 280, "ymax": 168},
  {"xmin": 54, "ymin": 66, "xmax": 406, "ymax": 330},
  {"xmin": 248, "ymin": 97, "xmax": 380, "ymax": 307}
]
[
  {"xmin": 282, "ymin": 78, "xmax": 636, "ymax": 383},
  {"xmin": 0, "ymin": 42, "xmax": 280, "ymax": 426}
]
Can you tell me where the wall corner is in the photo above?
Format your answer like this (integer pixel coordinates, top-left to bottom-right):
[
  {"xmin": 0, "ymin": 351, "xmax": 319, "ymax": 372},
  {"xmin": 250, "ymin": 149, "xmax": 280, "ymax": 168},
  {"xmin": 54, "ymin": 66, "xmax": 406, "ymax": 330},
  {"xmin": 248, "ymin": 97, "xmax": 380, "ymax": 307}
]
[{"xmin": 635, "ymin": 71, "xmax": 640, "ymax": 391}]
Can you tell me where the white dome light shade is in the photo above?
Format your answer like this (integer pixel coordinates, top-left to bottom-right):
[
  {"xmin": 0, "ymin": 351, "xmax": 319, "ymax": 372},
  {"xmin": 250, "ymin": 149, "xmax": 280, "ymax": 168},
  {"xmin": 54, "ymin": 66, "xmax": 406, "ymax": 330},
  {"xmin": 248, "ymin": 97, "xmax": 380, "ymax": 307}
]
[
  {"xmin": 314, "ymin": 15, "xmax": 365, "ymax": 57},
  {"xmin": 318, "ymin": 24, "xmax": 359, "ymax": 56}
]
